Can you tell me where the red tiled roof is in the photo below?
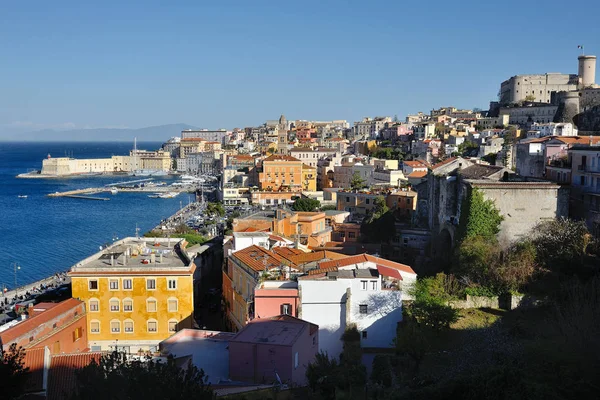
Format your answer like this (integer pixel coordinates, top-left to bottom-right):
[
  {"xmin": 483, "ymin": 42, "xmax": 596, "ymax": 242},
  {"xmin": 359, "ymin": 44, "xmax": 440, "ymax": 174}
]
[
  {"xmin": 232, "ymin": 245, "xmax": 293, "ymax": 272},
  {"xmin": 268, "ymin": 234, "xmax": 290, "ymax": 243},
  {"xmin": 318, "ymin": 254, "xmax": 416, "ymax": 275},
  {"xmin": 47, "ymin": 352, "xmax": 103, "ymax": 400},
  {"xmin": 308, "ymin": 266, "xmax": 339, "ymax": 275},
  {"xmin": 0, "ymin": 298, "xmax": 83, "ymax": 344},
  {"xmin": 377, "ymin": 265, "xmax": 403, "ymax": 280},
  {"xmin": 272, "ymin": 247, "xmax": 304, "ymax": 258},
  {"xmin": 23, "ymin": 347, "xmax": 46, "ymax": 393}
]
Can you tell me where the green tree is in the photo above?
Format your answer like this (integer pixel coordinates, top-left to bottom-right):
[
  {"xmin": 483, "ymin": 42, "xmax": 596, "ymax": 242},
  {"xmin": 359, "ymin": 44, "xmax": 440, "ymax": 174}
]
[
  {"xmin": 292, "ymin": 198, "xmax": 321, "ymax": 212},
  {"xmin": 361, "ymin": 196, "xmax": 397, "ymax": 243},
  {"xmin": 338, "ymin": 326, "xmax": 367, "ymax": 396},
  {"xmin": 205, "ymin": 202, "xmax": 225, "ymax": 217},
  {"xmin": 306, "ymin": 352, "xmax": 339, "ymax": 400},
  {"xmin": 457, "ymin": 140, "xmax": 479, "ymax": 156},
  {"xmin": 0, "ymin": 344, "xmax": 29, "ymax": 400},
  {"xmin": 320, "ymin": 204, "xmax": 337, "ymax": 211},
  {"xmin": 350, "ymin": 171, "xmax": 366, "ymax": 190},
  {"xmin": 71, "ymin": 351, "xmax": 213, "ymax": 400},
  {"xmin": 394, "ymin": 320, "xmax": 433, "ymax": 379}
]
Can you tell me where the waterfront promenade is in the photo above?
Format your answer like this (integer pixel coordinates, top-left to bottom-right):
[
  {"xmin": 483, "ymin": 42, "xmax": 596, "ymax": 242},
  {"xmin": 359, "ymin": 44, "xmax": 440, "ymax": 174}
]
[{"xmin": 1, "ymin": 272, "xmax": 69, "ymax": 309}]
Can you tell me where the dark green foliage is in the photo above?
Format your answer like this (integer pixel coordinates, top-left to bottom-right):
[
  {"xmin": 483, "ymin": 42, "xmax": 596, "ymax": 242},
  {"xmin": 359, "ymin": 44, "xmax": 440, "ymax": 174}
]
[
  {"xmin": 338, "ymin": 325, "xmax": 367, "ymax": 394},
  {"xmin": 404, "ymin": 301, "xmax": 459, "ymax": 330},
  {"xmin": 292, "ymin": 198, "xmax": 321, "ymax": 212},
  {"xmin": 457, "ymin": 187, "xmax": 503, "ymax": 241},
  {"xmin": 361, "ymin": 196, "xmax": 397, "ymax": 243},
  {"xmin": 205, "ymin": 202, "xmax": 225, "ymax": 217},
  {"xmin": 457, "ymin": 140, "xmax": 479, "ymax": 156},
  {"xmin": 350, "ymin": 171, "xmax": 367, "ymax": 190},
  {"xmin": 370, "ymin": 146, "xmax": 405, "ymax": 161},
  {"xmin": 0, "ymin": 344, "xmax": 29, "ymax": 400},
  {"xmin": 306, "ymin": 352, "xmax": 339, "ymax": 399},
  {"xmin": 481, "ymin": 152, "xmax": 497, "ymax": 165},
  {"xmin": 71, "ymin": 351, "xmax": 213, "ymax": 400},
  {"xmin": 320, "ymin": 204, "xmax": 337, "ymax": 211},
  {"xmin": 371, "ymin": 355, "xmax": 393, "ymax": 387},
  {"xmin": 176, "ymin": 233, "xmax": 208, "ymax": 246}
]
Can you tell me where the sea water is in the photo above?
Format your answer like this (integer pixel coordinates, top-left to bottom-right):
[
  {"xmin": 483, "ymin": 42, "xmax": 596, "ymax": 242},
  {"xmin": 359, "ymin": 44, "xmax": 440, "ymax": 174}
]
[{"xmin": 0, "ymin": 142, "xmax": 191, "ymax": 288}]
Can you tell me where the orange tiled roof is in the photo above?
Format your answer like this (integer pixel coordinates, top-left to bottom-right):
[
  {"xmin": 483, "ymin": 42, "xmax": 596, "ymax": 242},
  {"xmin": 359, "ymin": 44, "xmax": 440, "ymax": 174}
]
[
  {"xmin": 47, "ymin": 352, "xmax": 104, "ymax": 400},
  {"xmin": 318, "ymin": 253, "xmax": 416, "ymax": 275},
  {"xmin": 0, "ymin": 298, "xmax": 83, "ymax": 344},
  {"xmin": 308, "ymin": 266, "xmax": 339, "ymax": 275},
  {"xmin": 288, "ymin": 250, "xmax": 347, "ymax": 265},
  {"xmin": 403, "ymin": 160, "xmax": 427, "ymax": 168},
  {"xmin": 263, "ymin": 155, "xmax": 301, "ymax": 162},
  {"xmin": 273, "ymin": 247, "xmax": 304, "ymax": 258},
  {"xmin": 232, "ymin": 245, "xmax": 292, "ymax": 272},
  {"xmin": 23, "ymin": 347, "xmax": 46, "ymax": 393},
  {"xmin": 407, "ymin": 170, "xmax": 427, "ymax": 178},
  {"xmin": 180, "ymin": 137, "xmax": 207, "ymax": 142}
]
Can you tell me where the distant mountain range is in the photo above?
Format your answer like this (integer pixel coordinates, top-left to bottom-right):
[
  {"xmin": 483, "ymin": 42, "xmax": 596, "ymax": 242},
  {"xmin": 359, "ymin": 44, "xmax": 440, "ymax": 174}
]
[{"xmin": 1, "ymin": 123, "xmax": 199, "ymax": 142}]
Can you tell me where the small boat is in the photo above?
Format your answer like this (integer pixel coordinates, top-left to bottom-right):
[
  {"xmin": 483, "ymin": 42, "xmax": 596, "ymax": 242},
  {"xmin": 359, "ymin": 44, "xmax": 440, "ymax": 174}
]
[
  {"xmin": 17, "ymin": 195, "xmax": 28, "ymax": 198},
  {"xmin": 110, "ymin": 188, "xmax": 118, "ymax": 195},
  {"xmin": 148, "ymin": 193, "xmax": 161, "ymax": 198},
  {"xmin": 158, "ymin": 192, "xmax": 179, "ymax": 199}
]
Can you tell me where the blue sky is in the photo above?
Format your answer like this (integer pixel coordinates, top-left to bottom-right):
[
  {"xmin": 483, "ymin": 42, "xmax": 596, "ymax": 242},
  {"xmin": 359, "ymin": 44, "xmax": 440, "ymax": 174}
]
[{"xmin": 1, "ymin": 0, "xmax": 599, "ymax": 137}]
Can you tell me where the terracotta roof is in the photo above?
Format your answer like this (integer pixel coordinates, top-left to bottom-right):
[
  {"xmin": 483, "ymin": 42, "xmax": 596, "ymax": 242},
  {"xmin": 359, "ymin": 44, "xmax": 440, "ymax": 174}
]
[
  {"xmin": 268, "ymin": 234, "xmax": 291, "ymax": 243},
  {"xmin": 268, "ymin": 314, "xmax": 319, "ymax": 335},
  {"xmin": 377, "ymin": 265, "xmax": 403, "ymax": 280},
  {"xmin": 308, "ymin": 266, "xmax": 339, "ymax": 275},
  {"xmin": 180, "ymin": 138, "xmax": 207, "ymax": 142},
  {"xmin": 263, "ymin": 155, "xmax": 301, "ymax": 162},
  {"xmin": 407, "ymin": 170, "xmax": 427, "ymax": 178},
  {"xmin": 231, "ymin": 245, "xmax": 292, "ymax": 272},
  {"xmin": 47, "ymin": 352, "xmax": 103, "ymax": 400},
  {"xmin": 302, "ymin": 164, "xmax": 317, "ymax": 170},
  {"xmin": 318, "ymin": 254, "xmax": 416, "ymax": 275},
  {"xmin": 23, "ymin": 347, "xmax": 46, "ymax": 393},
  {"xmin": 431, "ymin": 157, "xmax": 458, "ymax": 170},
  {"xmin": 229, "ymin": 154, "xmax": 254, "ymax": 160},
  {"xmin": 403, "ymin": 160, "xmax": 425, "ymax": 168},
  {"xmin": 272, "ymin": 247, "xmax": 304, "ymax": 258},
  {"xmin": 288, "ymin": 250, "xmax": 347, "ymax": 265},
  {"xmin": 0, "ymin": 298, "xmax": 83, "ymax": 344}
]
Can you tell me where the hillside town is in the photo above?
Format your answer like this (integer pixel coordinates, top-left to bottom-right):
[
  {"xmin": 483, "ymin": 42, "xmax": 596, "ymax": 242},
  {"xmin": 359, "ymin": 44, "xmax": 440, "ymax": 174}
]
[{"xmin": 2, "ymin": 53, "xmax": 600, "ymax": 399}]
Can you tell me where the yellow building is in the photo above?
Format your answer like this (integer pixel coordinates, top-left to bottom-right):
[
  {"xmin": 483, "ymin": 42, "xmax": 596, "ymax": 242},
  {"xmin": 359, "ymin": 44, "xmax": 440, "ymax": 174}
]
[
  {"xmin": 301, "ymin": 164, "xmax": 317, "ymax": 191},
  {"xmin": 69, "ymin": 237, "xmax": 195, "ymax": 352},
  {"xmin": 258, "ymin": 155, "xmax": 303, "ymax": 192}
]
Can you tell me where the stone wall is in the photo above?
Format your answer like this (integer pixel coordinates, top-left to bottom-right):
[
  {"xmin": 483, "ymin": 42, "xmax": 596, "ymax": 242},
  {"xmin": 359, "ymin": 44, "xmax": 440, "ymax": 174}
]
[{"xmin": 448, "ymin": 294, "xmax": 545, "ymax": 310}]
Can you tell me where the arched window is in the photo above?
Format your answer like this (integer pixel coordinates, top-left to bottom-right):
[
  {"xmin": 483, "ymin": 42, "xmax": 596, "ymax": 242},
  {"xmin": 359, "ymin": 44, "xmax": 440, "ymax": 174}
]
[
  {"xmin": 147, "ymin": 319, "xmax": 158, "ymax": 333},
  {"xmin": 146, "ymin": 298, "xmax": 157, "ymax": 313},
  {"xmin": 109, "ymin": 298, "xmax": 120, "ymax": 312},
  {"xmin": 110, "ymin": 319, "xmax": 120, "ymax": 333},
  {"xmin": 123, "ymin": 298, "xmax": 133, "ymax": 312},
  {"xmin": 124, "ymin": 319, "xmax": 134, "ymax": 333},
  {"xmin": 88, "ymin": 298, "xmax": 100, "ymax": 312},
  {"xmin": 90, "ymin": 319, "xmax": 100, "ymax": 333},
  {"xmin": 167, "ymin": 297, "xmax": 178, "ymax": 313},
  {"xmin": 168, "ymin": 319, "xmax": 178, "ymax": 333}
]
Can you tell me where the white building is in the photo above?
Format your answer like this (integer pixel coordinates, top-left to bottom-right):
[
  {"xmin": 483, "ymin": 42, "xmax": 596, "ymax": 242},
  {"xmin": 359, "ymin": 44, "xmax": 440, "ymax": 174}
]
[
  {"xmin": 529, "ymin": 122, "xmax": 578, "ymax": 138},
  {"xmin": 289, "ymin": 148, "xmax": 338, "ymax": 168},
  {"xmin": 412, "ymin": 122, "xmax": 436, "ymax": 140},
  {"xmin": 353, "ymin": 117, "xmax": 392, "ymax": 139},
  {"xmin": 298, "ymin": 254, "xmax": 416, "ymax": 357},
  {"xmin": 181, "ymin": 129, "xmax": 229, "ymax": 145}
]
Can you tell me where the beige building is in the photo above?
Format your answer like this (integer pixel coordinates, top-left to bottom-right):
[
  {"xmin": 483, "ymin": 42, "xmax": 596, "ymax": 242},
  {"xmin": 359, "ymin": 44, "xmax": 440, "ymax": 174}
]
[
  {"xmin": 499, "ymin": 104, "xmax": 558, "ymax": 125},
  {"xmin": 500, "ymin": 73, "xmax": 578, "ymax": 104},
  {"xmin": 476, "ymin": 114, "xmax": 509, "ymax": 129}
]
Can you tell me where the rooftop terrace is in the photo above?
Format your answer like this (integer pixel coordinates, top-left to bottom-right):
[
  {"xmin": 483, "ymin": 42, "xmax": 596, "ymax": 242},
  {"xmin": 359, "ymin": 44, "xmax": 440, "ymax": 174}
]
[{"xmin": 69, "ymin": 237, "xmax": 193, "ymax": 275}]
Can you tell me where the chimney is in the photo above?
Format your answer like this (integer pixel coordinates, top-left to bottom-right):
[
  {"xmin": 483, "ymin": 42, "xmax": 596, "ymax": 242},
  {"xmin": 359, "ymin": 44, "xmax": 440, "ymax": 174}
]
[
  {"xmin": 110, "ymin": 255, "xmax": 114, "ymax": 266},
  {"xmin": 151, "ymin": 254, "xmax": 156, "ymax": 264}
]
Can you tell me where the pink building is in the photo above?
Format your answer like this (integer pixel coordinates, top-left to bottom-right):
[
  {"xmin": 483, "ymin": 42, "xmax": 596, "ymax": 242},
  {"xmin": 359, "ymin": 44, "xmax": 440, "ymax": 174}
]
[
  {"xmin": 254, "ymin": 281, "xmax": 300, "ymax": 319},
  {"xmin": 228, "ymin": 315, "xmax": 318, "ymax": 386}
]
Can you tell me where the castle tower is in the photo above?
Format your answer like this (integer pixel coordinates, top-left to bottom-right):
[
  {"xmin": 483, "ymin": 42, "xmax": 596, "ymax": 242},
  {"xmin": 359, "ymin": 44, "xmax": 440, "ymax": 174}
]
[
  {"xmin": 554, "ymin": 91, "xmax": 580, "ymax": 126},
  {"xmin": 578, "ymin": 55, "xmax": 597, "ymax": 88}
]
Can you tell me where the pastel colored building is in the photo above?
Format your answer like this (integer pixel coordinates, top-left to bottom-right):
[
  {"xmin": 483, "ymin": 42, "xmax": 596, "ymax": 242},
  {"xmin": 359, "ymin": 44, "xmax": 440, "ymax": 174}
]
[
  {"xmin": 228, "ymin": 315, "xmax": 319, "ymax": 386},
  {"xmin": 298, "ymin": 254, "xmax": 416, "ymax": 357},
  {"xmin": 258, "ymin": 155, "xmax": 303, "ymax": 192},
  {"xmin": 0, "ymin": 299, "xmax": 87, "ymax": 355},
  {"xmin": 254, "ymin": 281, "xmax": 300, "ymax": 319},
  {"xmin": 69, "ymin": 237, "xmax": 195, "ymax": 352},
  {"xmin": 301, "ymin": 164, "xmax": 317, "ymax": 191}
]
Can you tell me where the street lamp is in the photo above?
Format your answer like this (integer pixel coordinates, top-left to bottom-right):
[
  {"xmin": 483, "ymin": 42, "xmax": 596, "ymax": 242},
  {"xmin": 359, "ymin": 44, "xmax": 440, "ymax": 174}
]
[{"xmin": 12, "ymin": 262, "xmax": 21, "ymax": 296}]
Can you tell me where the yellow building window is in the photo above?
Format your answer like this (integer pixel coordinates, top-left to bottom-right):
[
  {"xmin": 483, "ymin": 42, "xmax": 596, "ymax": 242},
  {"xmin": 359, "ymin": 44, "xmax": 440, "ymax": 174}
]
[
  {"xmin": 124, "ymin": 320, "xmax": 134, "ymax": 333},
  {"xmin": 147, "ymin": 320, "xmax": 158, "ymax": 333},
  {"xmin": 110, "ymin": 320, "xmax": 120, "ymax": 333},
  {"xmin": 168, "ymin": 279, "xmax": 177, "ymax": 290},
  {"xmin": 146, "ymin": 279, "xmax": 156, "ymax": 290},
  {"xmin": 168, "ymin": 320, "xmax": 178, "ymax": 332},
  {"xmin": 89, "ymin": 279, "xmax": 98, "ymax": 291},
  {"xmin": 89, "ymin": 299, "xmax": 99, "ymax": 312},
  {"xmin": 90, "ymin": 320, "xmax": 100, "ymax": 333},
  {"xmin": 109, "ymin": 279, "xmax": 119, "ymax": 290},
  {"xmin": 109, "ymin": 299, "xmax": 120, "ymax": 312},
  {"xmin": 123, "ymin": 298, "xmax": 133, "ymax": 312},
  {"xmin": 168, "ymin": 298, "xmax": 178, "ymax": 312},
  {"xmin": 123, "ymin": 279, "xmax": 133, "ymax": 290},
  {"xmin": 147, "ymin": 298, "xmax": 157, "ymax": 312}
]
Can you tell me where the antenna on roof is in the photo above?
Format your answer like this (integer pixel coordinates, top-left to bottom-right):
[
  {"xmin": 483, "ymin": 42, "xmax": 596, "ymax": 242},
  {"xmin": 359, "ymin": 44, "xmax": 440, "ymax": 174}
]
[{"xmin": 135, "ymin": 224, "xmax": 140, "ymax": 239}]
